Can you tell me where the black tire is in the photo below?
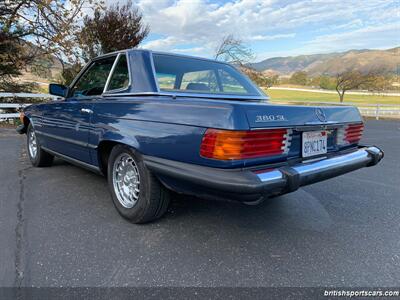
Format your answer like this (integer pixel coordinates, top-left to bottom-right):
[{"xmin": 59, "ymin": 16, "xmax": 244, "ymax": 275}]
[
  {"xmin": 107, "ymin": 145, "xmax": 170, "ymax": 223},
  {"xmin": 27, "ymin": 123, "xmax": 54, "ymax": 167}
]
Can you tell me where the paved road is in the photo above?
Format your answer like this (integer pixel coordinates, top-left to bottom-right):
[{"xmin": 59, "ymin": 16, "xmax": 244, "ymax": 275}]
[{"xmin": 0, "ymin": 120, "xmax": 399, "ymax": 288}]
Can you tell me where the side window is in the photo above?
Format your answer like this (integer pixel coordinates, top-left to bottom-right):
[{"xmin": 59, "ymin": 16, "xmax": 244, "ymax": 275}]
[
  {"xmin": 107, "ymin": 54, "xmax": 130, "ymax": 91},
  {"xmin": 71, "ymin": 56, "xmax": 116, "ymax": 97},
  {"xmin": 218, "ymin": 69, "xmax": 247, "ymax": 94},
  {"xmin": 181, "ymin": 70, "xmax": 219, "ymax": 92}
]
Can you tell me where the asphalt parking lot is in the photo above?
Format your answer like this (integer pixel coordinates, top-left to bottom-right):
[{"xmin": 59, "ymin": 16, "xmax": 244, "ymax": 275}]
[{"xmin": 0, "ymin": 120, "xmax": 399, "ymax": 288}]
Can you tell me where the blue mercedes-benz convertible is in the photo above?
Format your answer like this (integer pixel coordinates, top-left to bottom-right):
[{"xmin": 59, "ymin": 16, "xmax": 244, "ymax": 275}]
[{"xmin": 17, "ymin": 49, "xmax": 384, "ymax": 223}]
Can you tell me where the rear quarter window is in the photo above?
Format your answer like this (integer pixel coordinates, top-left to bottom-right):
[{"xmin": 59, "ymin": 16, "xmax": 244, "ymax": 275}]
[{"xmin": 107, "ymin": 54, "xmax": 130, "ymax": 91}]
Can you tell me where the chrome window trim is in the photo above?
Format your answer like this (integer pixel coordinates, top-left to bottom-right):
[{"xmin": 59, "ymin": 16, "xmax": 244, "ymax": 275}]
[
  {"xmin": 103, "ymin": 53, "xmax": 121, "ymax": 93},
  {"xmin": 102, "ymin": 91, "xmax": 268, "ymax": 100},
  {"xmin": 158, "ymin": 91, "xmax": 268, "ymax": 100},
  {"xmin": 103, "ymin": 52, "xmax": 133, "ymax": 94},
  {"xmin": 149, "ymin": 50, "xmax": 161, "ymax": 93}
]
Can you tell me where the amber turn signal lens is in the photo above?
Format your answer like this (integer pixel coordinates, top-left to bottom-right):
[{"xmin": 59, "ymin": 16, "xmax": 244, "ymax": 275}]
[
  {"xmin": 200, "ymin": 128, "xmax": 290, "ymax": 160},
  {"xmin": 19, "ymin": 112, "xmax": 25, "ymax": 124}
]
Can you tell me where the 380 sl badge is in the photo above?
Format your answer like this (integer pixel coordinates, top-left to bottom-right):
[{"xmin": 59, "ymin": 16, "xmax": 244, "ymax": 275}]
[{"xmin": 255, "ymin": 115, "xmax": 286, "ymax": 122}]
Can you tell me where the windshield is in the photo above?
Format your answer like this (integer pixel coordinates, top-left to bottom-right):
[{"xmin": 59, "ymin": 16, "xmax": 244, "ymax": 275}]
[{"xmin": 152, "ymin": 54, "xmax": 263, "ymax": 97}]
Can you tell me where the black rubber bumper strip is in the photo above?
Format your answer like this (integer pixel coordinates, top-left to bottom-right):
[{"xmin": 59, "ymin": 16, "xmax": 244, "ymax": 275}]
[
  {"xmin": 279, "ymin": 166, "xmax": 300, "ymax": 193},
  {"xmin": 143, "ymin": 146, "xmax": 384, "ymax": 197},
  {"xmin": 365, "ymin": 146, "xmax": 384, "ymax": 166},
  {"xmin": 143, "ymin": 155, "xmax": 285, "ymax": 194}
]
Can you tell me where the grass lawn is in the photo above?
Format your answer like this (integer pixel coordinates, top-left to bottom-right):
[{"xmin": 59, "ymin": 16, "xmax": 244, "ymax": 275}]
[{"xmin": 265, "ymin": 89, "xmax": 400, "ymax": 105}]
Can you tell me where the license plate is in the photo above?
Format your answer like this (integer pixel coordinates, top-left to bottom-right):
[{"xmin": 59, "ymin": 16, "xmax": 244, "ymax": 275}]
[{"xmin": 302, "ymin": 131, "xmax": 327, "ymax": 157}]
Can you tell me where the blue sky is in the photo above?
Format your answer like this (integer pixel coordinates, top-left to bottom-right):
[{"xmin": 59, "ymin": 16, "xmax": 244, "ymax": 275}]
[{"xmin": 115, "ymin": 0, "xmax": 400, "ymax": 61}]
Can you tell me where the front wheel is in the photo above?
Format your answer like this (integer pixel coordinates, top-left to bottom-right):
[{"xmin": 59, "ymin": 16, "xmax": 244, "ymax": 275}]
[
  {"xmin": 107, "ymin": 145, "xmax": 170, "ymax": 223},
  {"xmin": 27, "ymin": 124, "xmax": 54, "ymax": 167}
]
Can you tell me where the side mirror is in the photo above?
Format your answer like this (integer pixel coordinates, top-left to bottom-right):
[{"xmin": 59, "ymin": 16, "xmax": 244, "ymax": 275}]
[{"xmin": 49, "ymin": 83, "xmax": 68, "ymax": 97}]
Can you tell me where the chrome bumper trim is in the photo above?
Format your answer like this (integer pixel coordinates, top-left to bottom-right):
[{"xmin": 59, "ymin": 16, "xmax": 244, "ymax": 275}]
[{"xmin": 256, "ymin": 146, "xmax": 384, "ymax": 188}]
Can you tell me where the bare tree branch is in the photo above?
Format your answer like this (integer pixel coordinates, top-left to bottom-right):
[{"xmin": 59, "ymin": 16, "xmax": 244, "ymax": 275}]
[{"xmin": 214, "ymin": 34, "xmax": 254, "ymax": 66}]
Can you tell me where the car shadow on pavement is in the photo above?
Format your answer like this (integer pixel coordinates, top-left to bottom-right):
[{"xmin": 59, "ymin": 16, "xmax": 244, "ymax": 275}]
[
  {"xmin": 49, "ymin": 156, "xmax": 334, "ymax": 233},
  {"xmin": 164, "ymin": 188, "xmax": 334, "ymax": 233}
]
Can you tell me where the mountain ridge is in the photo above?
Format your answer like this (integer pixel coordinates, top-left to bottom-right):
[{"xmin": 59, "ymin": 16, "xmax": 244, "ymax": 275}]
[{"xmin": 249, "ymin": 47, "xmax": 400, "ymax": 76}]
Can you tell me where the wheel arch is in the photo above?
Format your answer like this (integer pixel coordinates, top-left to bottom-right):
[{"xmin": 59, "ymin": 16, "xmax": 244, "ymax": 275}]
[
  {"xmin": 23, "ymin": 115, "xmax": 31, "ymax": 127},
  {"xmin": 17, "ymin": 115, "xmax": 32, "ymax": 134},
  {"xmin": 97, "ymin": 138, "xmax": 140, "ymax": 176}
]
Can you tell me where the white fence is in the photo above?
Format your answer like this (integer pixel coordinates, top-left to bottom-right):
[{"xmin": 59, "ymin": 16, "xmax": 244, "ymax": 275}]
[
  {"xmin": 0, "ymin": 93, "xmax": 56, "ymax": 121},
  {"xmin": 0, "ymin": 103, "xmax": 31, "ymax": 119},
  {"xmin": 270, "ymin": 100, "xmax": 400, "ymax": 120},
  {"xmin": 269, "ymin": 87, "xmax": 400, "ymax": 97},
  {"xmin": 1, "ymin": 93, "xmax": 399, "ymax": 121}
]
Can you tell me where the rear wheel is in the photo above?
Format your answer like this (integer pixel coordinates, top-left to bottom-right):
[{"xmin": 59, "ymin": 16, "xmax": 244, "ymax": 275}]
[
  {"xmin": 27, "ymin": 124, "xmax": 54, "ymax": 167},
  {"xmin": 107, "ymin": 145, "xmax": 170, "ymax": 223}
]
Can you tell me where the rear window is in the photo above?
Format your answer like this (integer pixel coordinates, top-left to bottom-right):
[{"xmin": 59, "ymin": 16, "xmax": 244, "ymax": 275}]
[{"xmin": 152, "ymin": 54, "xmax": 261, "ymax": 96}]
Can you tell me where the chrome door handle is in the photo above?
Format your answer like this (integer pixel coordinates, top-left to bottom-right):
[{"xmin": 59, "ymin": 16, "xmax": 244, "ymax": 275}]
[{"xmin": 80, "ymin": 108, "xmax": 93, "ymax": 114}]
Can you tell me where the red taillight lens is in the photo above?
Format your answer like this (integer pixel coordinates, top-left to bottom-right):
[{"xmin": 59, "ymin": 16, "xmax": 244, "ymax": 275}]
[
  {"xmin": 200, "ymin": 128, "xmax": 292, "ymax": 160},
  {"xmin": 337, "ymin": 123, "xmax": 364, "ymax": 145},
  {"xmin": 345, "ymin": 124, "xmax": 364, "ymax": 144}
]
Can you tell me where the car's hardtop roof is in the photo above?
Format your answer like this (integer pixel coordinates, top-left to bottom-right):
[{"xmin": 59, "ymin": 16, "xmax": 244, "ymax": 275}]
[
  {"xmin": 92, "ymin": 48, "xmax": 231, "ymax": 65},
  {"xmin": 88, "ymin": 48, "xmax": 267, "ymax": 100}
]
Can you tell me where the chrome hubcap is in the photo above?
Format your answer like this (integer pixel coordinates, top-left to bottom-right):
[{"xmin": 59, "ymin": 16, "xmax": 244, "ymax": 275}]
[
  {"xmin": 112, "ymin": 153, "xmax": 140, "ymax": 208},
  {"xmin": 28, "ymin": 130, "xmax": 37, "ymax": 159}
]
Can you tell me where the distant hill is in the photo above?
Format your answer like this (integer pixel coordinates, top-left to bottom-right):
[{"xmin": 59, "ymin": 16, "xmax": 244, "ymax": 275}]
[
  {"xmin": 20, "ymin": 54, "xmax": 63, "ymax": 85},
  {"xmin": 249, "ymin": 47, "xmax": 400, "ymax": 76},
  {"xmin": 17, "ymin": 47, "xmax": 400, "ymax": 87},
  {"xmin": 11, "ymin": 40, "xmax": 65, "ymax": 88}
]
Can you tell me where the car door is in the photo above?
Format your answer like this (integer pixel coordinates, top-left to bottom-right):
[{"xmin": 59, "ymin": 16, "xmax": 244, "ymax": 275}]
[
  {"xmin": 44, "ymin": 55, "xmax": 117, "ymax": 163},
  {"xmin": 87, "ymin": 53, "xmax": 132, "ymax": 165}
]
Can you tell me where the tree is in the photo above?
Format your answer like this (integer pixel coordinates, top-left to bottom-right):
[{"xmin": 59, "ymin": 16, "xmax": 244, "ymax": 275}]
[
  {"xmin": 318, "ymin": 76, "xmax": 336, "ymax": 90},
  {"xmin": 57, "ymin": 63, "xmax": 83, "ymax": 86},
  {"xmin": 240, "ymin": 67, "xmax": 261, "ymax": 85},
  {"xmin": 289, "ymin": 71, "xmax": 308, "ymax": 86},
  {"xmin": 364, "ymin": 74, "xmax": 391, "ymax": 94},
  {"xmin": 78, "ymin": 1, "xmax": 149, "ymax": 62},
  {"xmin": 261, "ymin": 74, "xmax": 279, "ymax": 89},
  {"xmin": 335, "ymin": 71, "xmax": 373, "ymax": 102},
  {"xmin": 0, "ymin": 0, "xmax": 102, "ymax": 92},
  {"xmin": 214, "ymin": 34, "xmax": 254, "ymax": 66},
  {"xmin": 0, "ymin": 32, "xmax": 36, "ymax": 91},
  {"xmin": 239, "ymin": 67, "xmax": 279, "ymax": 89}
]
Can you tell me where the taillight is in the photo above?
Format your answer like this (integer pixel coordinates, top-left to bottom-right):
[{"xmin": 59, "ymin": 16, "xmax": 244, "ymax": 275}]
[
  {"xmin": 200, "ymin": 128, "xmax": 292, "ymax": 160},
  {"xmin": 337, "ymin": 123, "xmax": 364, "ymax": 146}
]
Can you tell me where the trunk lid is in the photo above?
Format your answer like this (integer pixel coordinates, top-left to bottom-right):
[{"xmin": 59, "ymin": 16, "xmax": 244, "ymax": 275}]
[{"xmin": 244, "ymin": 103, "xmax": 362, "ymax": 128}]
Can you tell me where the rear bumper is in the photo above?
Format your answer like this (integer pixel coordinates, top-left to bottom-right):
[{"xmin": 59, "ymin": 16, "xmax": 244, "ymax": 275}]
[{"xmin": 144, "ymin": 146, "xmax": 384, "ymax": 201}]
